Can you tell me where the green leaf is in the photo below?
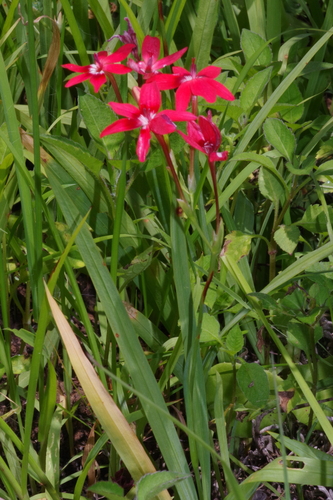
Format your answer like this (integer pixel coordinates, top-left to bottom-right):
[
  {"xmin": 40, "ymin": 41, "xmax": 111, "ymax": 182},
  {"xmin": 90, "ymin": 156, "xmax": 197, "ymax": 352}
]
[
  {"xmin": 118, "ymin": 246, "xmax": 157, "ymax": 290},
  {"xmin": 258, "ymin": 166, "xmax": 285, "ymax": 207},
  {"xmin": 263, "ymin": 118, "xmax": 296, "ymax": 161},
  {"xmin": 79, "ymin": 93, "xmax": 123, "ymax": 151},
  {"xmin": 241, "ymin": 29, "xmax": 272, "ymax": 66},
  {"xmin": 296, "ymin": 204, "xmax": 333, "ymax": 233},
  {"xmin": 225, "ymin": 325, "xmax": 244, "ymax": 354},
  {"xmin": 269, "ymin": 432, "xmax": 333, "ymax": 461},
  {"xmin": 236, "ymin": 363, "xmax": 269, "ymax": 408},
  {"xmin": 221, "ymin": 231, "xmax": 252, "ymax": 262},
  {"xmin": 274, "ymin": 225, "xmax": 300, "ymax": 254},
  {"xmin": 88, "ymin": 481, "xmax": 124, "ymax": 500},
  {"xmin": 136, "ymin": 471, "xmax": 191, "ymax": 500},
  {"xmin": 200, "ymin": 313, "xmax": 221, "ymax": 345},
  {"xmin": 41, "ymin": 135, "xmax": 103, "ymax": 175},
  {"xmin": 276, "ymin": 82, "xmax": 304, "ymax": 123},
  {"xmin": 238, "ymin": 456, "xmax": 333, "ymax": 487},
  {"xmin": 287, "ymin": 322, "xmax": 322, "ymax": 357},
  {"xmin": 165, "ymin": 0, "xmax": 187, "ymax": 47},
  {"xmin": 186, "ymin": 0, "xmax": 219, "ymax": 70},
  {"xmin": 240, "ymin": 67, "xmax": 272, "ymax": 112}
]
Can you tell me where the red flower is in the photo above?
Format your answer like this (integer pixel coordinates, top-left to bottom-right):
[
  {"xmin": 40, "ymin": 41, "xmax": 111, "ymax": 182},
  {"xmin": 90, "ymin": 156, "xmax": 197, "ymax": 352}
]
[
  {"xmin": 127, "ymin": 35, "xmax": 187, "ymax": 79},
  {"xmin": 62, "ymin": 44, "xmax": 135, "ymax": 93},
  {"xmin": 178, "ymin": 112, "xmax": 229, "ymax": 162},
  {"xmin": 150, "ymin": 59, "xmax": 235, "ymax": 111},
  {"xmin": 100, "ymin": 82, "xmax": 196, "ymax": 162}
]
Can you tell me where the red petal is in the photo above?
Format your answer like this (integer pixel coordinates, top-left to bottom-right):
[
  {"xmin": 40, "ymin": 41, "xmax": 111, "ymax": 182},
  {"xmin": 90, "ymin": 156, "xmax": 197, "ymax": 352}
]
[
  {"xmin": 136, "ymin": 128, "xmax": 151, "ymax": 162},
  {"xmin": 89, "ymin": 74, "xmax": 107, "ymax": 92},
  {"xmin": 62, "ymin": 63, "xmax": 90, "ymax": 73},
  {"xmin": 197, "ymin": 66, "xmax": 221, "ymax": 78},
  {"xmin": 175, "ymin": 83, "xmax": 192, "ymax": 111},
  {"xmin": 109, "ymin": 102, "xmax": 140, "ymax": 119},
  {"xmin": 127, "ymin": 59, "xmax": 140, "ymax": 73},
  {"xmin": 139, "ymin": 83, "xmax": 161, "ymax": 113},
  {"xmin": 147, "ymin": 73, "xmax": 180, "ymax": 90},
  {"xmin": 163, "ymin": 110, "xmax": 197, "ymax": 122},
  {"xmin": 190, "ymin": 79, "xmax": 217, "ymax": 102},
  {"xmin": 153, "ymin": 47, "xmax": 188, "ymax": 70},
  {"xmin": 210, "ymin": 151, "xmax": 228, "ymax": 162},
  {"xmin": 208, "ymin": 79, "xmax": 235, "ymax": 101},
  {"xmin": 64, "ymin": 73, "xmax": 90, "ymax": 87},
  {"xmin": 100, "ymin": 118, "xmax": 140, "ymax": 137},
  {"xmin": 142, "ymin": 36, "xmax": 160, "ymax": 63},
  {"xmin": 172, "ymin": 66, "xmax": 190, "ymax": 76},
  {"xmin": 186, "ymin": 121, "xmax": 205, "ymax": 145},
  {"xmin": 177, "ymin": 130, "xmax": 205, "ymax": 154},
  {"xmin": 103, "ymin": 63, "xmax": 132, "ymax": 74},
  {"xmin": 150, "ymin": 114, "xmax": 176, "ymax": 135},
  {"xmin": 198, "ymin": 115, "xmax": 221, "ymax": 149},
  {"xmin": 104, "ymin": 44, "xmax": 136, "ymax": 63}
]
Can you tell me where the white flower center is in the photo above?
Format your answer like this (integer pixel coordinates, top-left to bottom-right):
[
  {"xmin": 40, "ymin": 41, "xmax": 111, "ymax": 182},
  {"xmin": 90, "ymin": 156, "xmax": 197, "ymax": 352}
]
[
  {"xmin": 89, "ymin": 63, "xmax": 104, "ymax": 75},
  {"xmin": 138, "ymin": 111, "xmax": 156, "ymax": 127},
  {"xmin": 180, "ymin": 75, "xmax": 193, "ymax": 83}
]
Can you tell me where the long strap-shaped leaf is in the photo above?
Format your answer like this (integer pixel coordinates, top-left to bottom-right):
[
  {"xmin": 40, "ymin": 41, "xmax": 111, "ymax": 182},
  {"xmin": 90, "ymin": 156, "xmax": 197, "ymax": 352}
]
[
  {"xmin": 45, "ymin": 285, "xmax": 171, "ymax": 499},
  {"xmin": 45, "ymin": 162, "xmax": 197, "ymax": 500}
]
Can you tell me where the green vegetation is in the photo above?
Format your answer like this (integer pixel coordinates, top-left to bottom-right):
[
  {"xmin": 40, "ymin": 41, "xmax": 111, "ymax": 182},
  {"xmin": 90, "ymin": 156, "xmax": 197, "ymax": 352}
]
[{"xmin": 1, "ymin": 0, "xmax": 333, "ymax": 498}]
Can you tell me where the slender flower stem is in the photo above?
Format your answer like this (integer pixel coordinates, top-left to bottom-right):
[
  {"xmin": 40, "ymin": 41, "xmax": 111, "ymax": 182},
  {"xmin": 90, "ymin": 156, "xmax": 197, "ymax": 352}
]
[
  {"xmin": 106, "ymin": 73, "xmax": 123, "ymax": 103},
  {"xmin": 155, "ymin": 134, "xmax": 186, "ymax": 201},
  {"xmin": 208, "ymin": 159, "xmax": 220, "ymax": 234},
  {"xmin": 188, "ymin": 96, "xmax": 198, "ymax": 185}
]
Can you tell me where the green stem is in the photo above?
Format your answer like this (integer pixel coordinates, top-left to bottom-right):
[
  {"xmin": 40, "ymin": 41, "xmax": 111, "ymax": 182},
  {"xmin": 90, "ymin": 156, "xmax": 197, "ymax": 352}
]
[
  {"xmin": 106, "ymin": 72, "xmax": 123, "ymax": 103},
  {"xmin": 155, "ymin": 134, "xmax": 185, "ymax": 201},
  {"xmin": 208, "ymin": 159, "xmax": 220, "ymax": 234}
]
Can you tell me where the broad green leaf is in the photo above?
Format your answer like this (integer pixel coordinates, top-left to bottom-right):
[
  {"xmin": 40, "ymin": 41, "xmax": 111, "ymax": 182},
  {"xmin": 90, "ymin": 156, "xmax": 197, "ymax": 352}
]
[
  {"xmin": 263, "ymin": 118, "xmax": 296, "ymax": 161},
  {"xmin": 136, "ymin": 471, "xmax": 191, "ymax": 500},
  {"xmin": 276, "ymin": 82, "xmax": 304, "ymax": 123},
  {"xmin": 118, "ymin": 245, "xmax": 158, "ymax": 290},
  {"xmin": 240, "ymin": 67, "xmax": 272, "ymax": 112},
  {"xmin": 295, "ymin": 204, "xmax": 333, "ymax": 233},
  {"xmin": 287, "ymin": 322, "xmax": 322, "ymax": 357},
  {"xmin": 221, "ymin": 231, "xmax": 252, "ymax": 262},
  {"xmin": 225, "ymin": 325, "xmax": 244, "ymax": 354},
  {"xmin": 258, "ymin": 166, "xmax": 285, "ymax": 207},
  {"xmin": 274, "ymin": 225, "xmax": 300, "ymax": 254},
  {"xmin": 296, "ymin": 204, "xmax": 333, "ymax": 233},
  {"xmin": 200, "ymin": 313, "xmax": 221, "ymax": 345},
  {"xmin": 79, "ymin": 93, "xmax": 124, "ymax": 151},
  {"xmin": 236, "ymin": 363, "xmax": 269, "ymax": 408},
  {"xmin": 88, "ymin": 481, "xmax": 124, "ymax": 500},
  {"xmin": 241, "ymin": 29, "xmax": 272, "ymax": 66}
]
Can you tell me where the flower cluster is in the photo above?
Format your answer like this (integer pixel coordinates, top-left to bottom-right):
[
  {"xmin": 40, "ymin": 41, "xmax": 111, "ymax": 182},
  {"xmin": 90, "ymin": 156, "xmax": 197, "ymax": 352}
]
[
  {"xmin": 62, "ymin": 21, "xmax": 235, "ymax": 225},
  {"xmin": 62, "ymin": 23, "xmax": 234, "ymax": 161}
]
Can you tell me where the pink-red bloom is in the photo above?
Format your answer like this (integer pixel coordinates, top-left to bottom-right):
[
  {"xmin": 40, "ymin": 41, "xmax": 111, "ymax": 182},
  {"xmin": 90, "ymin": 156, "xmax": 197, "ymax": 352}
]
[
  {"xmin": 127, "ymin": 35, "xmax": 187, "ymax": 79},
  {"xmin": 178, "ymin": 112, "xmax": 229, "ymax": 162},
  {"xmin": 62, "ymin": 44, "xmax": 135, "ymax": 93},
  {"xmin": 150, "ymin": 59, "xmax": 235, "ymax": 111},
  {"xmin": 100, "ymin": 82, "xmax": 196, "ymax": 162}
]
